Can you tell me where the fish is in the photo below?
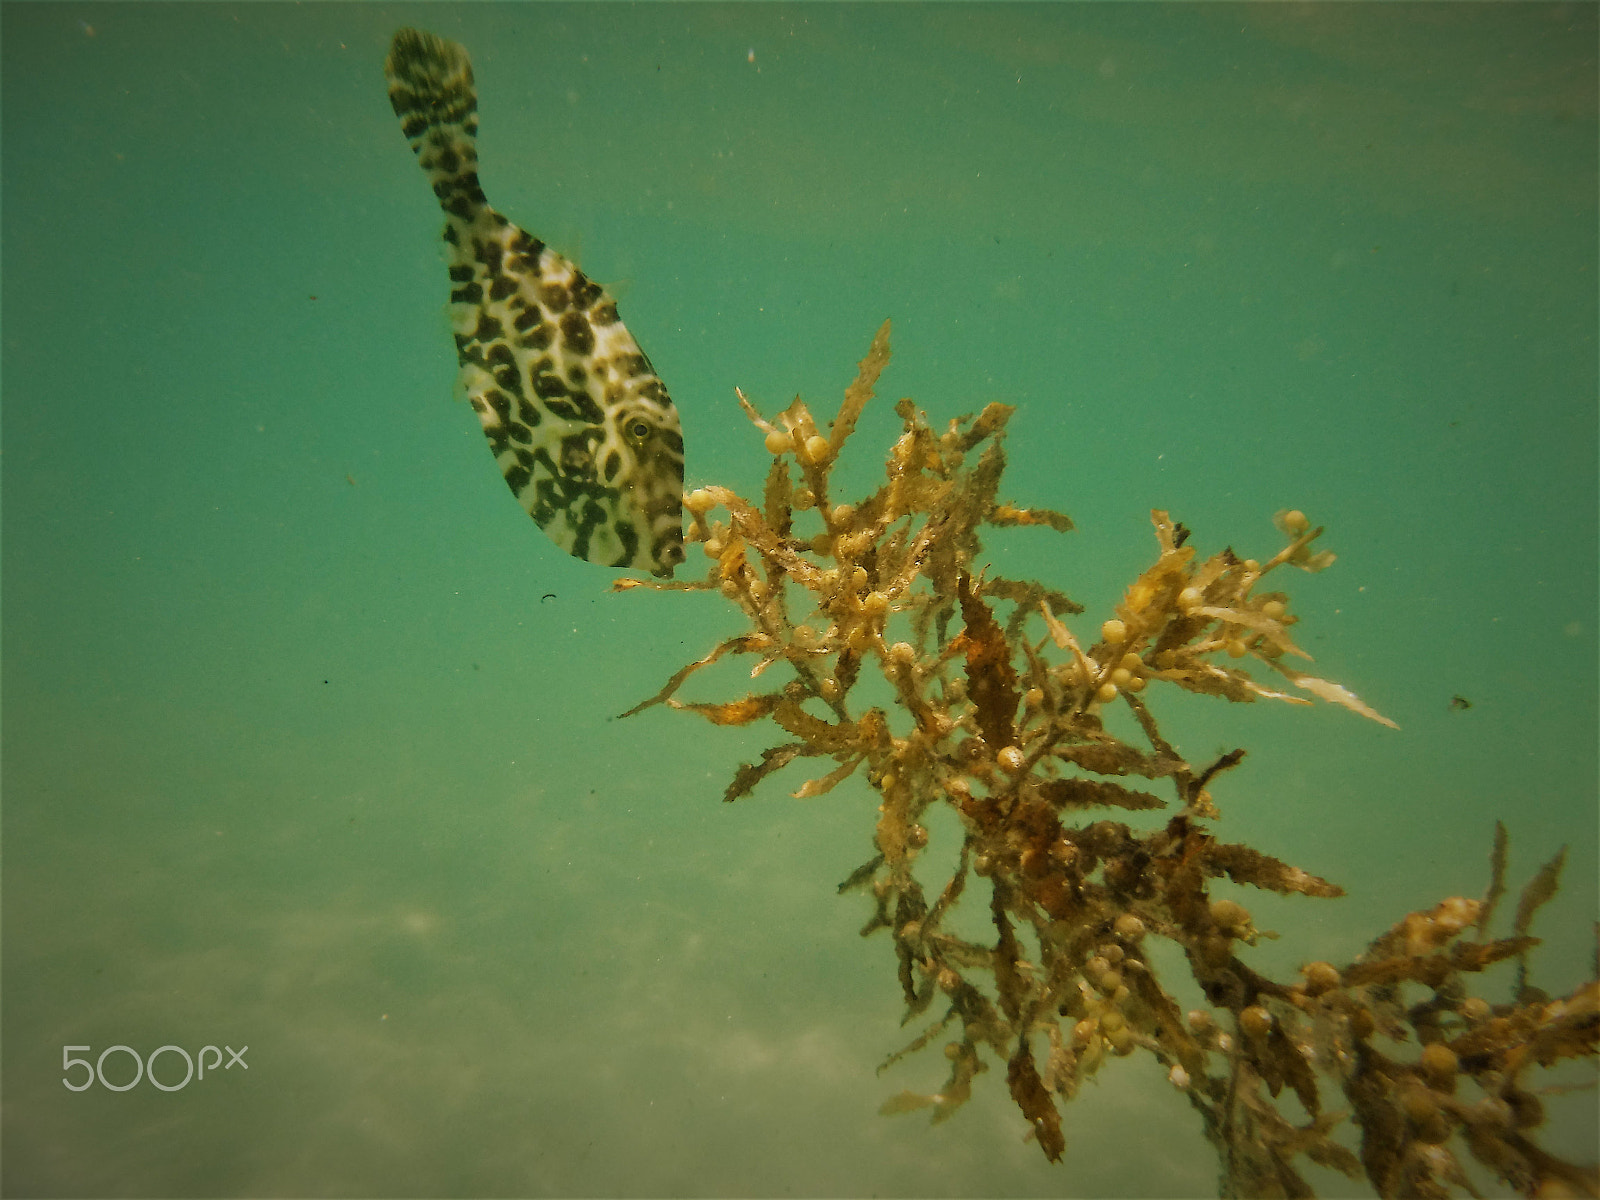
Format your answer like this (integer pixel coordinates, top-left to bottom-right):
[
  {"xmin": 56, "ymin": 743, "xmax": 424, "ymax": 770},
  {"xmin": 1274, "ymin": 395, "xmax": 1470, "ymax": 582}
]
[{"xmin": 384, "ymin": 27, "xmax": 685, "ymax": 577}]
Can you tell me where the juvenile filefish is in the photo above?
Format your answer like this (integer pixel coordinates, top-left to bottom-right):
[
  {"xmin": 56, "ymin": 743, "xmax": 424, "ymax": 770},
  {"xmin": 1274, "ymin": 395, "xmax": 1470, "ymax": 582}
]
[{"xmin": 384, "ymin": 28, "xmax": 685, "ymax": 576}]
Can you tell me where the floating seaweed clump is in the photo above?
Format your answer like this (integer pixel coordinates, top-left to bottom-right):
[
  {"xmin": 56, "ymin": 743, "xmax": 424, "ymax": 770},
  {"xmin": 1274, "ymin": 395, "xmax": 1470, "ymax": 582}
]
[{"xmin": 618, "ymin": 323, "xmax": 1598, "ymax": 1198}]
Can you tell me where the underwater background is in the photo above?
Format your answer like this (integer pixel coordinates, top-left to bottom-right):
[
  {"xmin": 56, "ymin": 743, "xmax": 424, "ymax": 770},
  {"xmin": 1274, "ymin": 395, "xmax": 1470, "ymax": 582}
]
[{"xmin": 3, "ymin": 3, "xmax": 1595, "ymax": 1196}]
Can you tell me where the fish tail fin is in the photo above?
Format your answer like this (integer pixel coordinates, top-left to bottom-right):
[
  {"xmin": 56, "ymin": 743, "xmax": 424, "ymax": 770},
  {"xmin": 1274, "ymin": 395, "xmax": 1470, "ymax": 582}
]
[{"xmin": 385, "ymin": 28, "xmax": 487, "ymax": 219}]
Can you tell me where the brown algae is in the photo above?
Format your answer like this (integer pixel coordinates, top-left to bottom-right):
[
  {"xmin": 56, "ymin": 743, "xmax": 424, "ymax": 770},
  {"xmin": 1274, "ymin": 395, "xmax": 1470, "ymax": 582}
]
[{"xmin": 618, "ymin": 323, "xmax": 1597, "ymax": 1198}]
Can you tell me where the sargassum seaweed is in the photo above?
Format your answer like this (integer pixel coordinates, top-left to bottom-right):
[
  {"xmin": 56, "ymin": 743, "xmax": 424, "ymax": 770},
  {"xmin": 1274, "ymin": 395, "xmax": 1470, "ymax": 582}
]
[{"xmin": 619, "ymin": 323, "xmax": 1597, "ymax": 1198}]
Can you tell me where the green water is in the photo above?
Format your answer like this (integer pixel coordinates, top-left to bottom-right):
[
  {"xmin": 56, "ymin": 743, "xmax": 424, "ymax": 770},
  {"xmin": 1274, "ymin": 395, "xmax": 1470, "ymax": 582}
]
[{"xmin": 3, "ymin": 4, "xmax": 1595, "ymax": 1196}]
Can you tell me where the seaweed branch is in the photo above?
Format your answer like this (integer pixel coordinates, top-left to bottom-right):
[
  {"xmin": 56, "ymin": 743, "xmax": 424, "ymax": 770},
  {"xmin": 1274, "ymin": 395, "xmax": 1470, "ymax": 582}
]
[{"xmin": 618, "ymin": 323, "xmax": 1598, "ymax": 1198}]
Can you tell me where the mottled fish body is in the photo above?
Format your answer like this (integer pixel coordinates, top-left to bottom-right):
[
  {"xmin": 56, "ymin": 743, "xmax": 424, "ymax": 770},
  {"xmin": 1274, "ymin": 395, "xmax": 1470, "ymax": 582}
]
[{"xmin": 384, "ymin": 28, "xmax": 684, "ymax": 576}]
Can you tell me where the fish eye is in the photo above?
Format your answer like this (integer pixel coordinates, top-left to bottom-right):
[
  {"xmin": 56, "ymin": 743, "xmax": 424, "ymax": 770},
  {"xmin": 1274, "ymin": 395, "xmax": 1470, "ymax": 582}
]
[{"xmin": 626, "ymin": 419, "xmax": 652, "ymax": 441}]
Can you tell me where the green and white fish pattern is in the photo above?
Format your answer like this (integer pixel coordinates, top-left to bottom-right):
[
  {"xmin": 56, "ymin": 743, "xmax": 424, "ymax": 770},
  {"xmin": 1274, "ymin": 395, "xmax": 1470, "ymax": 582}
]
[{"xmin": 385, "ymin": 28, "xmax": 685, "ymax": 576}]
